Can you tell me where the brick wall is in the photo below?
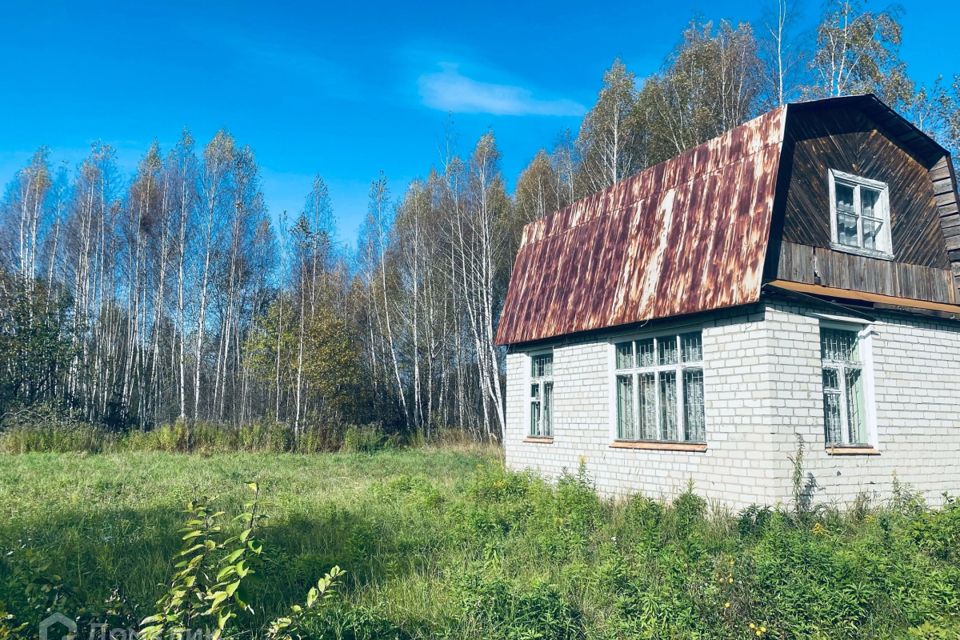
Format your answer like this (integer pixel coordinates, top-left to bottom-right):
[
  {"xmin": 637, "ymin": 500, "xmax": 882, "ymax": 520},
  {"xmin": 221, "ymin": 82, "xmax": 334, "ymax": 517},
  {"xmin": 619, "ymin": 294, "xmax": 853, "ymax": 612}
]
[
  {"xmin": 763, "ymin": 301, "xmax": 960, "ymax": 508},
  {"xmin": 504, "ymin": 300, "xmax": 960, "ymax": 509}
]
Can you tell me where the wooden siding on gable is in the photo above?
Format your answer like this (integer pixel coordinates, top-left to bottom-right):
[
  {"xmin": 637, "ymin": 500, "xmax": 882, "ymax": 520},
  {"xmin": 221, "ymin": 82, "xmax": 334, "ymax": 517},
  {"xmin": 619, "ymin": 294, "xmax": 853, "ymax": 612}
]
[
  {"xmin": 780, "ymin": 106, "xmax": 948, "ymax": 270},
  {"xmin": 931, "ymin": 156, "xmax": 960, "ymax": 293},
  {"xmin": 768, "ymin": 101, "xmax": 960, "ymax": 305},
  {"xmin": 776, "ymin": 241, "xmax": 957, "ymax": 304}
]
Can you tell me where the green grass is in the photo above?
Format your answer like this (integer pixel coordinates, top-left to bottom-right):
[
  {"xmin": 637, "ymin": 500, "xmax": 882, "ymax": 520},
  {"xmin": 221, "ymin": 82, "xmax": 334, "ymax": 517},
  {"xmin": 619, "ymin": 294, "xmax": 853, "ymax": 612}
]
[
  {"xmin": 0, "ymin": 417, "xmax": 396, "ymax": 454},
  {"xmin": 1, "ymin": 448, "xmax": 959, "ymax": 639}
]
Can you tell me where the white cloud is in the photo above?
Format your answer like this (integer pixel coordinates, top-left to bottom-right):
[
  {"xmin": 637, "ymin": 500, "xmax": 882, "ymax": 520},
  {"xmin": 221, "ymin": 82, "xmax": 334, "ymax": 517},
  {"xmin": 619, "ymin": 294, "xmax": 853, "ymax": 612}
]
[{"xmin": 418, "ymin": 63, "xmax": 585, "ymax": 117}]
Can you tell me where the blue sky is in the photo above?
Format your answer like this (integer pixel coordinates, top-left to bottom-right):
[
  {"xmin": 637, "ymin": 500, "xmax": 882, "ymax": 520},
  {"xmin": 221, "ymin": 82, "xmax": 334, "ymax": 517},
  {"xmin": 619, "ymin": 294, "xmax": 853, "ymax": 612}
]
[{"xmin": 0, "ymin": 0, "xmax": 956, "ymax": 248}]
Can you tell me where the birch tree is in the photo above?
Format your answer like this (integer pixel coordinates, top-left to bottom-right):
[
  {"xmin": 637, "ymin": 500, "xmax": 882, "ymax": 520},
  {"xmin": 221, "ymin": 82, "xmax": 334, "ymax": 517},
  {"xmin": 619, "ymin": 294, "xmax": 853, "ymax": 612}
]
[
  {"xmin": 760, "ymin": 0, "xmax": 802, "ymax": 106},
  {"xmin": 575, "ymin": 60, "xmax": 643, "ymax": 194},
  {"xmin": 169, "ymin": 130, "xmax": 198, "ymax": 422},
  {"xmin": 806, "ymin": 0, "xmax": 910, "ymax": 106},
  {"xmin": 457, "ymin": 134, "xmax": 508, "ymax": 439},
  {"xmin": 0, "ymin": 149, "xmax": 52, "ymax": 298},
  {"xmin": 366, "ymin": 173, "xmax": 409, "ymax": 430},
  {"xmin": 640, "ymin": 20, "xmax": 763, "ymax": 161},
  {"xmin": 194, "ymin": 132, "xmax": 235, "ymax": 421}
]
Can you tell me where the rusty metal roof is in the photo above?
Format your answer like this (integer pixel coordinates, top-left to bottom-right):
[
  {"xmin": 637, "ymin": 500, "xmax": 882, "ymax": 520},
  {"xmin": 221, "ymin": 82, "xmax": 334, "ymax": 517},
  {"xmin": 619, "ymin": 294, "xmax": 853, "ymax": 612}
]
[{"xmin": 496, "ymin": 106, "xmax": 788, "ymax": 346}]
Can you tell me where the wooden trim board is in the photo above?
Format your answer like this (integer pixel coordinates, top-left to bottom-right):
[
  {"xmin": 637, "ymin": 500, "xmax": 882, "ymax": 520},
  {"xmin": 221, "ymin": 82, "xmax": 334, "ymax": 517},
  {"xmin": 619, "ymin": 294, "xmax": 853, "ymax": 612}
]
[
  {"xmin": 767, "ymin": 279, "xmax": 960, "ymax": 315},
  {"xmin": 825, "ymin": 446, "xmax": 880, "ymax": 456},
  {"xmin": 609, "ymin": 441, "xmax": 708, "ymax": 452}
]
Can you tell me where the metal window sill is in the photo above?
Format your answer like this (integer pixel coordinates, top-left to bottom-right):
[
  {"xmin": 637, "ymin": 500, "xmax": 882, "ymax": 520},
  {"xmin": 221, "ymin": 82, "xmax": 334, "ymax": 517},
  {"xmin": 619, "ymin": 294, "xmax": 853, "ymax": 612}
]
[
  {"xmin": 828, "ymin": 242, "xmax": 894, "ymax": 261},
  {"xmin": 524, "ymin": 436, "xmax": 554, "ymax": 444},
  {"xmin": 610, "ymin": 440, "xmax": 707, "ymax": 452},
  {"xmin": 825, "ymin": 446, "xmax": 880, "ymax": 456}
]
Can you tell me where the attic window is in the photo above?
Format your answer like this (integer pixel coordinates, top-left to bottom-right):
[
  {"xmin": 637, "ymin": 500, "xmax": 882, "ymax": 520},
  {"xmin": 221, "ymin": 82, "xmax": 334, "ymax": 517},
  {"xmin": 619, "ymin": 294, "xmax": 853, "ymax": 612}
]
[{"xmin": 828, "ymin": 170, "xmax": 892, "ymax": 258}]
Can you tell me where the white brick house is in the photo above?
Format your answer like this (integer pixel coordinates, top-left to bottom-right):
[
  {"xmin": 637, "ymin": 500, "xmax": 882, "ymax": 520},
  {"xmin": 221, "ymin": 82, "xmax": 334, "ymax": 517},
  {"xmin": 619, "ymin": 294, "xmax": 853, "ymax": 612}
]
[{"xmin": 496, "ymin": 95, "xmax": 960, "ymax": 509}]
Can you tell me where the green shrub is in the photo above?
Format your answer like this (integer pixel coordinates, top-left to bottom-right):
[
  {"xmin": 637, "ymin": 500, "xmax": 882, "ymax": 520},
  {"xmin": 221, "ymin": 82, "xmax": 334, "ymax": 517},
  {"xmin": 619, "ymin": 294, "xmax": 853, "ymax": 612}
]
[
  {"xmin": 553, "ymin": 468, "xmax": 603, "ymax": 539},
  {"xmin": 910, "ymin": 495, "xmax": 960, "ymax": 563},
  {"xmin": 669, "ymin": 487, "xmax": 707, "ymax": 537},
  {"xmin": 297, "ymin": 602, "xmax": 412, "ymax": 640},
  {"xmin": 907, "ymin": 618, "xmax": 960, "ymax": 639},
  {"xmin": 0, "ymin": 604, "xmax": 27, "ymax": 639},
  {"xmin": 297, "ymin": 421, "xmax": 339, "ymax": 453},
  {"xmin": 458, "ymin": 572, "xmax": 583, "ymax": 640},
  {"xmin": 737, "ymin": 504, "xmax": 774, "ymax": 539},
  {"xmin": 376, "ymin": 474, "xmax": 445, "ymax": 512},
  {"xmin": 340, "ymin": 423, "xmax": 394, "ymax": 453},
  {"xmin": 609, "ymin": 492, "xmax": 731, "ymax": 638},
  {"xmin": 744, "ymin": 510, "xmax": 960, "ymax": 638},
  {"xmin": 614, "ymin": 494, "xmax": 665, "ymax": 551},
  {"xmin": 0, "ymin": 405, "xmax": 116, "ymax": 453},
  {"xmin": 454, "ymin": 465, "xmax": 541, "ymax": 541},
  {"xmin": 527, "ymin": 467, "xmax": 603, "ymax": 562},
  {"xmin": 139, "ymin": 485, "xmax": 346, "ymax": 640}
]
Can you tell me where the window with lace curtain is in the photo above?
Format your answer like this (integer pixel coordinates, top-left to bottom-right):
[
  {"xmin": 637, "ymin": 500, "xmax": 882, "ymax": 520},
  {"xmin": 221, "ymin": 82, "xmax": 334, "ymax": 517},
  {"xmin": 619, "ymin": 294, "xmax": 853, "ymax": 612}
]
[{"xmin": 613, "ymin": 332, "xmax": 704, "ymax": 443}]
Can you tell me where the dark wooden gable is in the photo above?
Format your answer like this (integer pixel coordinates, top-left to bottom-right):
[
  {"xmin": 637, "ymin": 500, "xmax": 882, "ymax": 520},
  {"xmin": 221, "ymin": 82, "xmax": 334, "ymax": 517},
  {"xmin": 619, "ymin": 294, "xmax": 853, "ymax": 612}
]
[
  {"xmin": 769, "ymin": 97, "xmax": 960, "ymax": 305},
  {"xmin": 931, "ymin": 156, "xmax": 960, "ymax": 294}
]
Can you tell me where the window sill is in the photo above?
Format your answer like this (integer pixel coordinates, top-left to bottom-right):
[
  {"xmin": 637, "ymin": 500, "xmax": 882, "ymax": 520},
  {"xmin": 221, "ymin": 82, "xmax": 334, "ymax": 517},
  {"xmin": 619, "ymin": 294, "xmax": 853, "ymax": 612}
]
[
  {"xmin": 825, "ymin": 446, "xmax": 880, "ymax": 456},
  {"xmin": 524, "ymin": 436, "xmax": 554, "ymax": 444},
  {"xmin": 610, "ymin": 440, "xmax": 707, "ymax": 452},
  {"xmin": 828, "ymin": 242, "xmax": 894, "ymax": 261}
]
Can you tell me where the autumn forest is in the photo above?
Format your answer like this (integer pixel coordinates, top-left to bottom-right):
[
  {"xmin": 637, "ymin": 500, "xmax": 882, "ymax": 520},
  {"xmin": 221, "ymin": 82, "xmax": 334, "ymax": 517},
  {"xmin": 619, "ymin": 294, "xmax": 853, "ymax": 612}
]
[{"xmin": 2, "ymin": 0, "xmax": 959, "ymax": 444}]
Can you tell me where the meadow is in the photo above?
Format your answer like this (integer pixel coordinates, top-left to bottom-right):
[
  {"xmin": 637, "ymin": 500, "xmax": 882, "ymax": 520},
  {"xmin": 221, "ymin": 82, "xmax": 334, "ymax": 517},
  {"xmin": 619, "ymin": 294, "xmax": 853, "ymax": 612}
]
[{"xmin": 1, "ymin": 445, "xmax": 959, "ymax": 639}]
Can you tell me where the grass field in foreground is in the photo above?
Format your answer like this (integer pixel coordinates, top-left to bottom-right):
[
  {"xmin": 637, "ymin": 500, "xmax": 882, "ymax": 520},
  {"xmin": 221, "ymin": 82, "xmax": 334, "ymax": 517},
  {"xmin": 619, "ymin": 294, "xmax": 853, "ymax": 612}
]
[{"xmin": 1, "ymin": 447, "xmax": 959, "ymax": 639}]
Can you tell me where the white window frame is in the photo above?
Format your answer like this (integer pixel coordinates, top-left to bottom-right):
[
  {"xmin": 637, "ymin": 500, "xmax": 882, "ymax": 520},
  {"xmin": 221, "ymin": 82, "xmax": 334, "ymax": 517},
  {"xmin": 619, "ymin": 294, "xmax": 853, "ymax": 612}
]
[
  {"xmin": 828, "ymin": 169, "xmax": 893, "ymax": 259},
  {"xmin": 818, "ymin": 320, "xmax": 879, "ymax": 450},
  {"xmin": 528, "ymin": 350, "xmax": 554, "ymax": 437},
  {"xmin": 608, "ymin": 330, "xmax": 705, "ymax": 444}
]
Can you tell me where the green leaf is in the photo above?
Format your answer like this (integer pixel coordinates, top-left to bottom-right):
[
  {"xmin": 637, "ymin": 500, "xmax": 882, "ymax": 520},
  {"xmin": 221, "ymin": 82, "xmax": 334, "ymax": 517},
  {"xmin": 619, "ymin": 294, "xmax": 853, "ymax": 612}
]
[
  {"xmin": 223, "ymin": 548, "xmax": 245, "ymax": 564},
  {"xmin": 225, "ymin": 580, "xmax": 242, "ymax": 597},
  {"xmin": 217, "ymin": 609, "xmax": 234, "ymax": 627},
  {"xmin": 179, "ymin": 543, "xmax": 206, "ymax": 556},
  {"xmin": 216, "ymin": 566, "xmax": 235, "ymax": 582},
  {"xmin": 236, "ymin": 561, "xmax": 250, "ymax": 578},
  {"xmin": 206, "ymin": 591, "xmax": 228, "ymax": 612}
]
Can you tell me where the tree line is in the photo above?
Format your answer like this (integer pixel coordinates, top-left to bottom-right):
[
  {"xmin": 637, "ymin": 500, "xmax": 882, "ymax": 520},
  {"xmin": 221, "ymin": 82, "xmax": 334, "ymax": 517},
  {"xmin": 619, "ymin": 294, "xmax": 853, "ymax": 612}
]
[{"xmin": 2, "ymin": 0, "xmax": 959, "ymax": 442}]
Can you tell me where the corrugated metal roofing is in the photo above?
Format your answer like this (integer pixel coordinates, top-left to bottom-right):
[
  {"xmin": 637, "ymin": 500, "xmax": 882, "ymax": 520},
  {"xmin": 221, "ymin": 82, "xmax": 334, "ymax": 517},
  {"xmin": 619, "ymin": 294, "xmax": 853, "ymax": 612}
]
[{"xmin": 495, "ymin": 106, "xmax": 788, "ymax": 346}]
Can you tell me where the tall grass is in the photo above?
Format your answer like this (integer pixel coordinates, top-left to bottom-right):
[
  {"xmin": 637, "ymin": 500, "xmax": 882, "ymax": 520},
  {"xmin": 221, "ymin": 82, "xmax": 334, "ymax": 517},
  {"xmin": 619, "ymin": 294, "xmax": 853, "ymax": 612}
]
[
  {"xmin": 1, "ymin": 449, "xmax": 958, "ymax": 638},
  {"xmin": 0, "ymin": 403, "xmax": 496, "ymax": 455},
  {"xmin": 0, "ymin": 421, "xmax": 118, "ymax": 453},
  {"xmin": 0, "ymin": 418, "xmax": 402, "ymax": 454}
]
